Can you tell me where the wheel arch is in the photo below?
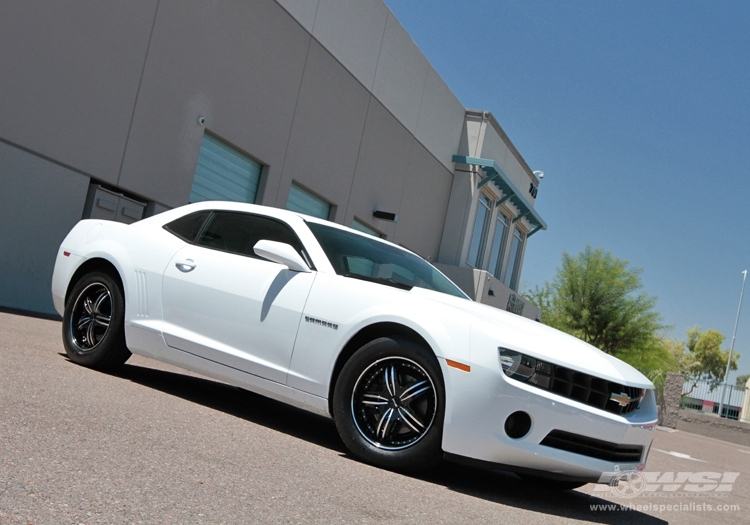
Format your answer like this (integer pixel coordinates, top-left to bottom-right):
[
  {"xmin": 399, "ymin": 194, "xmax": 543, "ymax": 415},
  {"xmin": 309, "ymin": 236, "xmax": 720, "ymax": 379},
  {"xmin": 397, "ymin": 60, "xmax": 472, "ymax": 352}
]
[
  {"xmin": 327, "ymin": 321, "xmax": 440, "ymax": 416},
  {"xmin": 65, "ymin": 258, "xmax": 125, "ymax": 306}
]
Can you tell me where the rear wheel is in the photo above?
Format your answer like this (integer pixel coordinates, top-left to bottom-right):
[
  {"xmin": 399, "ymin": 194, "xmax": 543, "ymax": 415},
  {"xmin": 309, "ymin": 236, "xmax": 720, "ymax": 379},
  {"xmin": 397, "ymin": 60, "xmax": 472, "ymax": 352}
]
[
  {"xmin": 333, "ymin": 337, "xmax": 445, "ymax": 471},
  {"xmin": 62, "ymin": 271, "xmax": 131, "ymax": 370}
]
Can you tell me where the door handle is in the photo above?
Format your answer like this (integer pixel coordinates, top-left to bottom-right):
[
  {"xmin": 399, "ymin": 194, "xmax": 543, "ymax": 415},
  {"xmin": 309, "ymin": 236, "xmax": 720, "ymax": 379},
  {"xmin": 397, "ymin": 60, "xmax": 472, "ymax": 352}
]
[{"xmin": 175, "ymin": 259, "xmax": 196, "ymax": 273}]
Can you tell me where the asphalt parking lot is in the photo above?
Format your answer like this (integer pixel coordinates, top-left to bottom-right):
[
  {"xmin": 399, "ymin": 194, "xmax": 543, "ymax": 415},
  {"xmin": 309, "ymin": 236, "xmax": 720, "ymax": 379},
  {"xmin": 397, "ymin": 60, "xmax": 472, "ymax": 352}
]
[{"xmin": 1, "ymin": 312, "xmax": 748, "ymax": 524}]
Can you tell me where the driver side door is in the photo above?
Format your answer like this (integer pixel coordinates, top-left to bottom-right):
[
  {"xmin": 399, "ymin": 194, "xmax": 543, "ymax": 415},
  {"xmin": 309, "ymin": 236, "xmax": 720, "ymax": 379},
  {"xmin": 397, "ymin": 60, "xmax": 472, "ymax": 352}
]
[{"xmin": 161, "ymin": 211, "xmax": 316, "ymax": 384}]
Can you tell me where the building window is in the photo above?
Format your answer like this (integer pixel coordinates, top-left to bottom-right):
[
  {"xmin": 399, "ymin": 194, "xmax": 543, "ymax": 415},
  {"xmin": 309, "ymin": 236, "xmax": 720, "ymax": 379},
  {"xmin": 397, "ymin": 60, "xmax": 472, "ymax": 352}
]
[
  {"xmin": 488, "ymin": 213, "xmax": 509, "ymax": 279},
  {"xmin": 286, "ymin": 183, "xmax": 331, "ymax": 219},
  {"xmin": 189, "ymin": 133, "xmax": 262, "ymax": 204},
  {"xmin": 503, "ymin": 227, "xmax": 525, "ymax": 290},
  {"xmin": 351, "ymin": 219, "xmax": 381, "ymax": 237},
  {"xmin": 467, "ymin": 194, "xmax": 492, "ymax": 268}
]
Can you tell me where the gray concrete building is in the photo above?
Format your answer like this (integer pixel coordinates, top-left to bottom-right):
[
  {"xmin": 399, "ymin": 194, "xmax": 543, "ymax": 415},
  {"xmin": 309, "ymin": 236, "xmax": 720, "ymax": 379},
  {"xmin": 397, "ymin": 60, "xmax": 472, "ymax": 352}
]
[{"xmin": 0, "ymin": 0, "xmax": 546, "ymax": 320}]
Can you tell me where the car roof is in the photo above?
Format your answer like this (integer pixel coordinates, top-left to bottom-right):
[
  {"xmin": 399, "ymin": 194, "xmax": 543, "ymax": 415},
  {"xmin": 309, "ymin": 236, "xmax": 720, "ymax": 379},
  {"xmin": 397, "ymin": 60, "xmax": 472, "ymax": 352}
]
[{"xmin": 149, "ymin": 201, "xmax": 421, "ymax": 258}]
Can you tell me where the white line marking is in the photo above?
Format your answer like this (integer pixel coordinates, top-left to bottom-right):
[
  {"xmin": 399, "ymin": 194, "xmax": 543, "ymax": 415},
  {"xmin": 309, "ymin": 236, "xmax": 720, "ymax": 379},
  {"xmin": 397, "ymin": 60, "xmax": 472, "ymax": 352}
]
[
  {"xmin": 739, "ymin": 449, "xmax": 750, "ymax": 454},
  {"xmin": 652, "ymin": 449, "xmax": 706, "ymax": 462}
]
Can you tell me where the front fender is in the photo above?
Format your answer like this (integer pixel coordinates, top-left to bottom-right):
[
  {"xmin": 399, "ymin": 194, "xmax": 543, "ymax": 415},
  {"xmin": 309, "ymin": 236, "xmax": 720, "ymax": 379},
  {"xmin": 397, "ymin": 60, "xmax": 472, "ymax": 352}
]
[{"xmin": 287, "ymin": 272, "xmax": 474, "ymax": 399}]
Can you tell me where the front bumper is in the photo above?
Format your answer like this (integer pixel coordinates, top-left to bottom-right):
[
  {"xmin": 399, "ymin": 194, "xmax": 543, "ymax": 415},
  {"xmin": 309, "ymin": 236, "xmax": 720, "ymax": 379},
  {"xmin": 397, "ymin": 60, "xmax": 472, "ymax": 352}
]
[{"xmin": 439, "ymin": 359, "xmax": 657, "ymax": 483}]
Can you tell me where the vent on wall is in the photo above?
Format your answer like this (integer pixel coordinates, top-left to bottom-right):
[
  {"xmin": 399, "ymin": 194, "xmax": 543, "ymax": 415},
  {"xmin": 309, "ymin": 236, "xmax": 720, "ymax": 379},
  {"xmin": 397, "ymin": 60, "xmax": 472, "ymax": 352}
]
[{"xmin": 82, "ymin": 184, "xmax": 146, "ymax": 224}]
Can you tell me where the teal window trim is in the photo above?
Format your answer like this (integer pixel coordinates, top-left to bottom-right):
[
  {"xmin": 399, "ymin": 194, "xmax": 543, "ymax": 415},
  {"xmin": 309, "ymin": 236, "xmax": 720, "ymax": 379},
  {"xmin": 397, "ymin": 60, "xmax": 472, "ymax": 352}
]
[
  {"xmin": 453, "ymin": 155, "xmax": 547, "ymax": 237},
  {"xmin": 512, "ymin": 210, "xmax": 531, "ymax": 224}
]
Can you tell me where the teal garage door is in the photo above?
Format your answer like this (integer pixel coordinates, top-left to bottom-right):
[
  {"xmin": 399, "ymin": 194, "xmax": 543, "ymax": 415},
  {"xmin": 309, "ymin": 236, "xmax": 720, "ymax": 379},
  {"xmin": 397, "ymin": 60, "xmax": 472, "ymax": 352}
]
[
  {"xmin": 189, "ymin": 134, "xmax": 262, "ymax": 204},
  {"xmin": 286, "ymin": 183, "xmax": 331, "ymax": 219}
]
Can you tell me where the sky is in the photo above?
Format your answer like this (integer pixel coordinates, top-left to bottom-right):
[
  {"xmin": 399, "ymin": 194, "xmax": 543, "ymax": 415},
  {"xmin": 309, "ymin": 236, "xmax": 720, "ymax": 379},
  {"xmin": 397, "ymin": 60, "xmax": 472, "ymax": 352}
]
[{"xmin": 384, "ymin": 0, "xmax": 750, "ymax": 382}]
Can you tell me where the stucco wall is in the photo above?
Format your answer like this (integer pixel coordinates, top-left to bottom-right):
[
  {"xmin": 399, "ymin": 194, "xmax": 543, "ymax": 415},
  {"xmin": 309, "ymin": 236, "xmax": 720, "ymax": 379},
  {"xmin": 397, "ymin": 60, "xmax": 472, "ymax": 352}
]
[
  {"xmin": 0, "ymin": 142, "xmax": 89, "ymax": 314},
  {"xmin": 0, "ymin": 0, "xmax": 472, "ymax": 313}
]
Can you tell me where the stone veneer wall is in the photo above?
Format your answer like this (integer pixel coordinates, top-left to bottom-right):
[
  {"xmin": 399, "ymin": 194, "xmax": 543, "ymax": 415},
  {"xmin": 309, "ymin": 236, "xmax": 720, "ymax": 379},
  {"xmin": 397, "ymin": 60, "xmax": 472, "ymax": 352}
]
[
  {"xmin": 660, "ymin": 372, "xmax": 684, "ymax": 428},
  {"xmin": 677, "ymin": 410, "xmax": 750, "ymax": 447}
]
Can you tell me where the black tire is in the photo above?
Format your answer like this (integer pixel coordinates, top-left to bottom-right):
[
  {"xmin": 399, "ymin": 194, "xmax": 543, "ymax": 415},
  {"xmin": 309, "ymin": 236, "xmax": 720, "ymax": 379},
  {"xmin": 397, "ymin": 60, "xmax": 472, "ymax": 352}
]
[
  {"xmin": 517, "ymin": 474, "xmax": 586, "ymax": 491},
  {"xmin": 62, "ymin": 270, "xmax": 131, "ymax": 370},
  {"xmin": 332, "ymin": 337, "xmax": 445, "ymax": 472}
]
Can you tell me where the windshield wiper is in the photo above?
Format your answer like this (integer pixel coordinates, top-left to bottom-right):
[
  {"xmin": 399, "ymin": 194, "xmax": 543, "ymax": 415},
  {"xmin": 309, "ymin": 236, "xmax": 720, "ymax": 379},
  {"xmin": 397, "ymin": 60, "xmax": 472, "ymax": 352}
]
[{"xmin": 342, "ymin": 273, "xmax": 413, "ymax": 291}]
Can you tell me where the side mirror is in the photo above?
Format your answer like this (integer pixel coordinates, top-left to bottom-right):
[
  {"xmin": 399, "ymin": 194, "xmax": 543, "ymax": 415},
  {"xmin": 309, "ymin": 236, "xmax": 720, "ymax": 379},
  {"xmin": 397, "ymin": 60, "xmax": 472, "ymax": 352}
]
[{"xmin": 253, "ymin": 240, "xmax": 311, "ymax": 273}]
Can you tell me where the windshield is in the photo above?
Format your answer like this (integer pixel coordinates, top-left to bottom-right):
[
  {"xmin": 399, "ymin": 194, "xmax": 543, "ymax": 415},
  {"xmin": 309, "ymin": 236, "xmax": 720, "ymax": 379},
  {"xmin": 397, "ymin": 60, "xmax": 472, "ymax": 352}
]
[{"xmin": 307, "ymin": 222, "xmax": 468, "ymax": 299}]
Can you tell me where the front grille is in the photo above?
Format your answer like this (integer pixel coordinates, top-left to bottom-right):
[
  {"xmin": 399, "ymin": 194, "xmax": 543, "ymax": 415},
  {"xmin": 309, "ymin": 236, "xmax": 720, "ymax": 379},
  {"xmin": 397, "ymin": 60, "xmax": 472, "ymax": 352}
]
[
  {"xmin": 526, "ymin": 362, "xmax": 643, "ymax": 415},
  {"xmin": 540, "ymin": 430, "xmax": 644, "ymax": 463}
]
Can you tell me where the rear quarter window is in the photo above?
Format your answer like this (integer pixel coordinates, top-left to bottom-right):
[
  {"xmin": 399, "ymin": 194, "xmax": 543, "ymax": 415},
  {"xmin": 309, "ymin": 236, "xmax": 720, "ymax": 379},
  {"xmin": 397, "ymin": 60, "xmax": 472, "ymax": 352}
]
[{"xmin": 163, "ymin": 211, "xmax": 211, "ymax": 242}]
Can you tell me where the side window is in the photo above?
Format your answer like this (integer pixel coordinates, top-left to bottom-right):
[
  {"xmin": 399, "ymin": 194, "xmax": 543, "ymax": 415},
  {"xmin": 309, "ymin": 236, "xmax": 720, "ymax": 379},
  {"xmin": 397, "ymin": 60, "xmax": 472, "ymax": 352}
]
[
  {"xmin": 163, "ymin": 211, "xmax": 211, "ymax": 242},
  {"xmin": 488, "ymin": 213, "xmax": 509, "ymax": 279},
  {"xmin": 467, "ymin": 194, "xmax": 492, "ymax": 268},
  {"xmin": 195, "ymin": 211, "xmax": 307, "ymax": 262},
  {"xmin": 503, "ymin": 227, "xmax": 525, "ymax": 290}
]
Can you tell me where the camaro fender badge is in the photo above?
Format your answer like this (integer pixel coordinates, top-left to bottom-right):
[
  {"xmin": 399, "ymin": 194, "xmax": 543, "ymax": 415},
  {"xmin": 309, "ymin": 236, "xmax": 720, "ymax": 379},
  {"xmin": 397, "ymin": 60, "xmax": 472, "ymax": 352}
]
[
  {"xmin": 304, "ymin": 316, "xmax": 339, "ymax": 330},
  {"xmin": 610, "ymin": 392, "xmax": 632, "ymax": 407}
]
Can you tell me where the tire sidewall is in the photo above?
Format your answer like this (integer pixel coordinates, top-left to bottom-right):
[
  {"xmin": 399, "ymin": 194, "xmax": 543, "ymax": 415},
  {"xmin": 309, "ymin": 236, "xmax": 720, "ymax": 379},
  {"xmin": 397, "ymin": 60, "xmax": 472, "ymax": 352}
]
[
  {"xmin": 333, "ymin": 337, "xmax": 445, "ymax": 471},
  {"xmin": 62, "ymin": 271, "xmax": 127, "ymax": 368}
]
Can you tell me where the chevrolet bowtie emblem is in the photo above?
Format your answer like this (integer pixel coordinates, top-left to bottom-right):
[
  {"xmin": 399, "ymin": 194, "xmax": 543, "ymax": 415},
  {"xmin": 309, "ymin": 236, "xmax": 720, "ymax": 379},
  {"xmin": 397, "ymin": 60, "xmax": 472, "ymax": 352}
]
[{"xmin": 610, "ymin": 392, "xmax": 631, "ymax": 407}]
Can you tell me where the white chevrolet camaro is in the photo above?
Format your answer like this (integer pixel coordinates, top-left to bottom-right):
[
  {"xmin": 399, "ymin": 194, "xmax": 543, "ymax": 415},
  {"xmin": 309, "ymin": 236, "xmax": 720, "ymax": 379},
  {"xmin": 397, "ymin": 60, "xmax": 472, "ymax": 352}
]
[{"xmin": 51, "ymin": 201, "xmax": 657, "ymax": 489}]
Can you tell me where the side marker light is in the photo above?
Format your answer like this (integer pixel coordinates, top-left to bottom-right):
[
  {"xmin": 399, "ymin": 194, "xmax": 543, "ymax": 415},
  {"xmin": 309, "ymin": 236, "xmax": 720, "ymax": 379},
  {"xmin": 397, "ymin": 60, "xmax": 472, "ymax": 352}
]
[{"xmin": 446, "ymin": 359, "xmax": 471, "ymax": 372}]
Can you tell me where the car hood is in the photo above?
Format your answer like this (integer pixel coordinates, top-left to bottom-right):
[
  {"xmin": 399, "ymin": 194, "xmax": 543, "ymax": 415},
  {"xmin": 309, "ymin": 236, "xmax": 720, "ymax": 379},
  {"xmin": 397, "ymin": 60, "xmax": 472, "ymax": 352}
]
[{"xmin": 409, "ymin": 287, "xmax": 653, "ymax": 389}]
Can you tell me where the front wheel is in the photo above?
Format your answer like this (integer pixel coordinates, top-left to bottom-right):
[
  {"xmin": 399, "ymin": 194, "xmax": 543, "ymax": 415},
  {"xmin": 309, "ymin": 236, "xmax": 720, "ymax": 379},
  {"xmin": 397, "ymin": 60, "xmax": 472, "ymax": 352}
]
[
  {"xmin": 332, "ymin": 337, "xmax": 445, "ymax": 472},
  {"xmin": 62, "ymin": 271, "xmax": 131, "ymax": 370}
]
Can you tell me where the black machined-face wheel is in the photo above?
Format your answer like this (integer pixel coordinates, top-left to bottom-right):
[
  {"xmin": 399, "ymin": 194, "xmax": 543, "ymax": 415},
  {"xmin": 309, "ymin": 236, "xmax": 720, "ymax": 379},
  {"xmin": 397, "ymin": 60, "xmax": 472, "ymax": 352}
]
[
  {"xmin": 62, "ymin": 271, "xmax": 130, "ymax": 370},
  {"xmin": 69, "ymin": 282, "xmax": 112, "ymax": 352},
  {"xmin": 351, "ymin": 357, "xmax": 437, "ymax": 451}
]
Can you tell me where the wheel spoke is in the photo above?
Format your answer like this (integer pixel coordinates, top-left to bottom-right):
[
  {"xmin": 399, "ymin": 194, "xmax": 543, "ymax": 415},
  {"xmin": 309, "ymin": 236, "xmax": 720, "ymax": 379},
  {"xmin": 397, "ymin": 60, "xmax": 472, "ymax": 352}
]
[
  {"xmin": 85, "ymin": 317, "xmax": 97, "ymax": 346},
  {"xmin": 77, "ymin": 316, "xmax": 92, "ymax": 331},
  {"xmin": 376, "ymin": 408, "xmax": 395, "ymax": 439},
  {"xmin": 83, "ymin": 297, "xmax": 94, "ymax": 315},
  {"xmin": 94, "ymin": 314, "xmax": 110, "ymax": 327},
  {"xmin": 399, "ymin": 405, "xmax": 425, "ymax": 429},
  {"xmin": 399, "ymin": 380, "xmax": 430, "ymax": 402},
  {"xmin": 398, "ymin": 408, "xmax": 420, "ymax": 432},
  {"xmin": 93, "ymin": 290, "xmax": 109, "ymax": 315},
  {"xmin": 384, "ymin": 366, "xmax": 398, "ymax": 396},
  {"xmin": 361, "ymin": 393, "xmax": 388, "ymax": 406}
]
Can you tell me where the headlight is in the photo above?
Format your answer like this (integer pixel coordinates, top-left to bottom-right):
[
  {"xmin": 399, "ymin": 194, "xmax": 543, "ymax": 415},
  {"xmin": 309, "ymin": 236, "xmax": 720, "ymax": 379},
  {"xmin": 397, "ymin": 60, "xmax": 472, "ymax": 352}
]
[
  {"xmin": 498, "ymin": 348, "xmax": 553, "ymax": 389},
  {"xmin": 498, "ymin": 348, "xmax": 535, "ymax": 380}
]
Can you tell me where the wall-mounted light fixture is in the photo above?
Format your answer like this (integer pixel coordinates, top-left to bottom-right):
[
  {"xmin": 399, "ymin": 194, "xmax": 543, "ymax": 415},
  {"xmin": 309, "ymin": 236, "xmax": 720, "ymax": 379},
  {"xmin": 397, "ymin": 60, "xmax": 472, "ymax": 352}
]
[{"xmin": 373, "ymin": 210, "xmax": 398, "ymax": 222}]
